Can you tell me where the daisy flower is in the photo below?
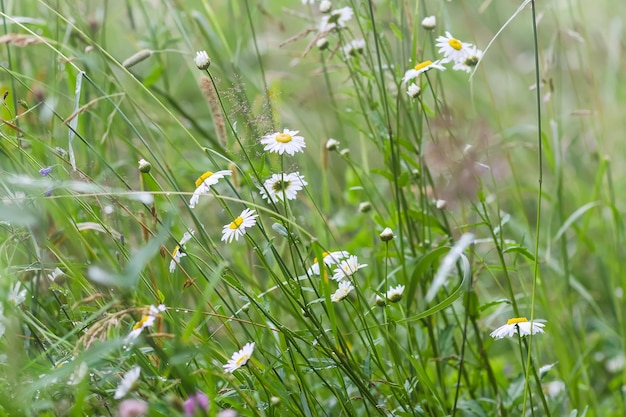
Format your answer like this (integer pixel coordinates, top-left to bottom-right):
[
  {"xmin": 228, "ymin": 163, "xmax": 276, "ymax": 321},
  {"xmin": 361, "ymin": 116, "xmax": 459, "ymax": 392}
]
[
  {"xmin": 406, "ymin": 83, "xmax": 421, "ymax": 98},
  {"xmin": 126, "ymin": 304, "xmax": 166, "ymax": 341},
  {"xmin": 114, "ymin": 366, "xmax": 141, "ymax": 399},
  {"xmin": 343, "ymin": 39, "xmax": 366, "ymax": 57},
  {"xmin": 436, "ymin": 31, "xmax": 473, "ymax": 64},
  {"xmin": 307, "ymin": 251, "xmax": 350, "ymax": 276},
  {"xmin": 319, "ymin": 6, "xmax": 354, "ymax": 32},
  {"xmin": 452, "ymin": 46, "xmax": 483, "ymax": 73},
  {"xmin": 189, "ymin": 170, "xmax": 231, "ymax": 208},
  {"xmin": 260, "ymin": 129, "xmax": 306, "ymax": 156},
  {"xmin": 194, "ymin": 50, "xmax": 210, "ymax": 70},
  {"xmin": 259, "ymin": 172, "xmax": 307, "ymax": 203},
  {"xmin": 490, "ymin": 317, "xmax": 546, "ymax": 340},
  {"xmin": 386, "ymin": 284, "xmax": 405, "ymax": 303},
  {"xmin": 169, "ymin": 230, "xmax": 194, "ymax": 273},
  {"xmin": 331, "ymin": 255, "xmax": 368, "ymax": 281},
  {"xmin": 331, "ymin": 281, "xmax": 354, "ymax": 302},
  {"xmin": 221, "ymin": 208, "xmax": 259, "ymax": 243},
  {"xmin": 8, "ymin": 281, "xmax": 26, "ymax": 306},
  {"xmin": 402, "ymin": 60, "xmax": 445, "ymax": 84},
  {"xmin": 223, "ymin": 342, "xmax": 255, "ymax": 373}
]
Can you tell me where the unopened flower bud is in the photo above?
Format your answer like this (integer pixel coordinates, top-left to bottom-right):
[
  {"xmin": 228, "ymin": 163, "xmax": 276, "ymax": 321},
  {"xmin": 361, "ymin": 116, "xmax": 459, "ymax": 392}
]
[
  {"xmin": 407, "ymin": 83, "xmax": 421, "ymax": 98},
  {"xmin": 326, "ymin": 138, "xmax": 340, "ymax": 150},
  {"xmin": 379, "ymin": 227, "xmax": 395, "ymax": 242},
  {"xmin": 358, "ymin": 202, "xmax": 372, "ymax": 213},
  {"xmin": 319, "ymin": 0, "xmax": 332, "ymax": 13},
  {"xmin": 421, "ymin": 16, "xmax": 436, "ymax": 30},
  {"xmin": 138, "ymin": 158, "xmax": 152, "ymax": 173},
  {"xmin": 375, "ymin": 295, "xmax": 386, "ymax": 307},
  {"xmin": 316, "ymin": 37, "xmax": 329, "ymax": 51},
  {"xmin": 194, "ymin": 50, "xmax": 211, "ymax": 70}
]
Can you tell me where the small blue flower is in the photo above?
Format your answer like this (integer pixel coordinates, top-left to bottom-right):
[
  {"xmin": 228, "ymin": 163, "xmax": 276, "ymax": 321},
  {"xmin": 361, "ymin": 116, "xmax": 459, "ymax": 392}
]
[{"xmin": 39, "ymin": 166, "xmax": 53, "ymax": 176}]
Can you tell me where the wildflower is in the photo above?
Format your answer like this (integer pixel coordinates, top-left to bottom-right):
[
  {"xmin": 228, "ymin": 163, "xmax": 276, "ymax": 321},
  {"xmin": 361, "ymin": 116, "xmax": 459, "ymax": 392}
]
[
  {"xmin": 407, "ymin": 83, "xmax": 421, "ymax": 98},
  {"xmin": 379, "ymin": 227, "xmax": 395, "ymax": 242},
  {"xmin": 331, "ymin": 281, "xmax": 354, "ymax": 302},
  {"xmin": 319, "ymin": 6, "xmax": 354, "ymax": 32},
  {"xmin": 358, "ymin": 202, "xmax": 372, "ymax": 213},
  {"xmin": 259, "ymin": 172, "xmax": 307, "ymax": 203},
  {"xmin": 436, "ymin": 31, "xmax": 472, "ymax": 64},
  {"xmin": 307, "ymin": 251, "xmax": 350, "ymax": 275},
  {"xmin": 39, "ymin": 166, "xmax": 53, "ymax": 176},
  {"xmin": 114, "ymin": 366, "xmax": 141, "ymax": 399},
  {"xmin": 402, "ymin": 60, "xmax": 445, "ymax": 84},
  {"xmin": 343, "ymin": 39, "xmax": 366, "ymax": 57},
  {"xmin": 316, "ymin": 37, "xmax": 329, "ymax": 50},
  {"xmin": 260, "ymin": 129, "xmax": 306, "ymax": 156},
  {"xmin": 452, "ymin": 46, "xmax": 483, "ymax": 73},
  {"xmin": 221, "ymin": 208, "xmax": 258, "ymax": 243},
  {"xmin": 118, "ymin": 399, "xmax": 148, "ymax": 417},
  {"xmin": 47, "ymin": 267, "xmax": 64, "ymax": 282},
  {"xmin": 490, "ymin": 317, "xmax": 546, "ymax": 339},
  {"xmin": 339, "ymin": 148, "xmax": 350, "ymax": 157},
  {"xmin": 319, "ymin": 0, "xmax": 332, "ymax": 13},
  {"xmin": 421, "ymin": 16, "xmax": 437, "ymax": 30},
  {"xmin": 169, "ymin": 230, "xmax": 194, "ymax": 273},
  {"xmin": 184, "ymin": 391, "xmax": 210, "ymax": 416},
  {"xmin": 217, "ymin": 410, "xmax": 238, "ymax": 417},
  {"xmin": 386, "ymin": 284, "xmax": 405, "ymax": 303},
  {"xmin": 8, "ymin": 282, "xmax": 26, "ymax": 306},
  {"xmin": 326, "ymin": 138, "xmax": 340, "ymax": 151},
  {"xmin": 127, "ymin": 304, "xmax": 166, "ymax": 341},
  {"xmin": 138, "ymin": 159, "xmax": 151, "ymax": 173},
  {"xmin": 194, "ymin": 50, "xmax": 211, "ymax": 70},
  {"xmin": 375, "ymin": 294, "xmax": 386, "ymax": 307},
  {"xmin": 223, "ymin": 342, "xmax": 255, "ymax": 373},
  {"xmin": 189, "ymin": 170, "xmax": 231, "ymax": 209},
  {"xmin": 435, "ymin": 199, "xmax": 446, "ymax": 209},
  {"xmin": 332, "ymin": 255, "xmax": 368, "ymax": 281}
]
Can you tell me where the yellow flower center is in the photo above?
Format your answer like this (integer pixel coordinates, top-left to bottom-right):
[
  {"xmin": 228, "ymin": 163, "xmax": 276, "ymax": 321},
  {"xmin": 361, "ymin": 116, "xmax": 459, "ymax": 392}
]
[
  {"xmin": 133, "ymin": 315, "xmax": 150, "ymax": 330},
  {"xmin": 235, "ymin": 354, "xmax": 249, "ymax": 366},
  {"xmin": 448, "ymin": 38, "xmax": 462, "ymax": 50},
  {"xmin": 172, "ymin": 245, "xmax": 180, "ymax": 256},
  {"xmin": 507, "ymin": 317, "xmax": 528, "ymax": 325},
  {"xmin": 195, "ymin": 171, "xmax": 214, "ymax": 187},
  {"xmin": 414, "ymin": 60, "xmax": 433, "ymax": 71},
  {"xmin": 229, "ymin": 217, "xmax": 244, "ymax": 229},
  {"xmin": 276, "ymin": 133, "xmax": 293, "ymax": 143}
]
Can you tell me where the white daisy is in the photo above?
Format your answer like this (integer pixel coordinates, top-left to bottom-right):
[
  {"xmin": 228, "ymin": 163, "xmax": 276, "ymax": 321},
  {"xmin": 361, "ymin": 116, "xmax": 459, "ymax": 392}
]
[
  {"xmin": 406, "ymin": 83, "xmax": 421, "ymax": 98},
  {"xmin": 126, "ymin": 304, "xmax": 166, "ymax": 341},
  {"xmin": 189, "ymin": 170, "xmax": 231, "ymax": 208},
  {"xmin": 223, "ymin": 342, "xmax": 255, "ymax": 373},
  {"xmin": 343, "ymin": 39, "xmax": 366, "ymax": 57},
  {"xmin": 221, "ymin": 208, "xmax": 259, "ymax": 243},
  {"xmin": 319, "ymin": 7, "xmax": 354, "ymax": 32},
  {"xmin": 260, "ymin": 129, "xmax": 306, "ymax": 156},
  {"xmin": 114, "ymin": 366, "xmax": 141, "ymax": 399},
  {"xmin": 169, "ymin": 230, "xmax": 194, "ymax": 273},
  {"xmin": 386, "ymin": 284, "xmax": 405, "ymax": 303},
  {"xmin": 402, "ymin": 60, "xmax": 445, "ymax": 84},
  {"xmin": 435, "ymin": 31, "xmax": 473, "ymax": 64},
  {"xmin": 307, "ymin": 251, "xmax": 350, "ymax": 276},
  {"xmin": 47, "ymin": 267, "xmax": 64, "ymax": 282},
  {"xmin": 331, "ymin": 255, "xmax": 368, "ymax": 281},
  {"xmin": 259, "ymin": 172, "xmax": 307, "ymax": 203},
  {"xmin": 8, "ymin": 282, "xmax": 26, "ymax": 306},
  {"xmin": 194, "ymin": 50, "xmax": 210, "ymax": 70},
  {"xmin": 331, "ymin": 281, "xmax": 354, "ymax": 302},
  {"xmin": 490, "ymin": 317, "xmax": 546, "ymax": 340},
  {"xmin": 452, "ymin": 46, "xmax": 483, "ymax": 73}
]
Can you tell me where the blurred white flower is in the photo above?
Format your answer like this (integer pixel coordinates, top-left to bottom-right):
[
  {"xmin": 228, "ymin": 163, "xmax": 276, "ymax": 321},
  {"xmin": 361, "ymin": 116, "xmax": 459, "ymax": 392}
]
[
  {"xmin": 194, "ymin": 50, "xmax": 210, "ymax": 69},
  {"xmin": 386, "ymin": 284, "xmax": 405, "ymax": 303},
  {"xmin": 169, "ymin": 230, "xmax": 194, "ymax": 273},
  {"xmin": 8, "ymin": 282, "xmax": 26, "ymax": 306},
  {"xmin": 126, "ymin": 304, "xmax": 166, "ymax": 341},
  {"xmin": 343, "ymin": 39, "xmax": 366, "ymax": 57},
  {"xmin": 319, "ymin": 6, "xmax": 353, "ymax": 32},
  {"xmin": 331, "ymin": 280, "xmax": 354, "ymax": 302},
  {"xmin": 407, "ymin": 83, "xmax": 421, "ymax": 98},
  {"xmin": 67, "ymin": 362, "xmax": 88, "ymax": 386},
  {"xmin": 332, "ymin": 255, "xmax": 367, "ymax": 281},
  {"xmin": 421, "ymin": 16, "xmax": 436, "ymax": 30},
  {"xmin": 114, "ymin": 366, "xmax": 141, "ymax": 399},
  {"xmin": 307, "ymin": 251, "xmax": 350, "ymax": 276},
  {"xmin": 452, "ymin": 46, "xmax": 483, "ymax": 73}
]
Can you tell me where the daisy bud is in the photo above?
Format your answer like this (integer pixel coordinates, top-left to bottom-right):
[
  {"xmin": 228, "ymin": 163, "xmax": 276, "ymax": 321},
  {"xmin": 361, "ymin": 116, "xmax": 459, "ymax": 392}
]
[
  {"xmin": 194, "ymin": 50, "xmax": 211, "ymax": 70},
  {"xmin": 421, "ymin": 16, "xmax": 436, "ymax": 30},
  {"xmin": 358, "ymin": 202, "xmax": 372, "ymax": 213},
  {"xmin": 316, "ymin": 37, "xmax": 329, "ymax": 51},
  {"xmin": 379, "ymin": 227, "xmax": 395, "ymax": 242},
  {"xmin": 138, "ymin": 158, "xmax": 152, "ymax": 173},
  {"xmin": 407, "ymin": 83, "xmax": 421, "ymax": 98},
  {"xmin": 319, "ymin": 0, "xmax": 332, "ymax": 13},
  {"xmin": 339, "ymin": 148, "xmax": 350, "ymax": 157},
  {"xmin": 325, "ymin": 138, "xmax": 340, "ymax": 151},
  {"xmin": 435, "ymin": 199, "xmax": 446, "ymax": 209}
]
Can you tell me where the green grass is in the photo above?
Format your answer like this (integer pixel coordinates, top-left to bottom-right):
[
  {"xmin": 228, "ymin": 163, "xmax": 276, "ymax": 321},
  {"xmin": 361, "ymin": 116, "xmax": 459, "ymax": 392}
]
[{"xmin": 1, "ymin": 0, "xmax": 625, "ymax": 416}]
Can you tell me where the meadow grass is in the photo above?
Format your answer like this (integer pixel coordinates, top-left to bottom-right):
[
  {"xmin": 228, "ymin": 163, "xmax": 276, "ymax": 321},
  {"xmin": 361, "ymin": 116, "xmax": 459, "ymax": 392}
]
[{"xmin": 0, "ymin": 0, "xmax": 624, "ymax": 416}]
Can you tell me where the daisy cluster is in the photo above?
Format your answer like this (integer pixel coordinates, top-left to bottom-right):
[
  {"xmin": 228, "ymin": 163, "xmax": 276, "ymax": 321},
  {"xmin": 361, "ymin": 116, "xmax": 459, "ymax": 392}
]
[
  {"xmin": 307, "ymin": 251, "xmax": 367, "ymax": 302},
  {"xmin": 306, "ymin": 2, "xmax": 365, "ymax": 58}
]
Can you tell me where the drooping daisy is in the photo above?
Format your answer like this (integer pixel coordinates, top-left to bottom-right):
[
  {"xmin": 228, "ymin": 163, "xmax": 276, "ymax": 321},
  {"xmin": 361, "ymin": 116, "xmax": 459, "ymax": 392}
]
[
  {"xmin": 114, "ymin": 366, "xmax": 141, "ymax": 399},
  {"xmin": 343, "ymin": 39, "xmax": 366, "ymax": 57},
  {"xmin": 402, "ymin": 60, "xmax": 445, "ymax": 84},
  {"xmin": 260, "ymin": 129, "xmax": 306, "ymax": 156},
  {"xmin": 194, "ymin": 50, "xmax": 210, "ymax": 70},
  {"xmin": 189, "ymin": 170, "xmax": 231, "ymax": 209},
  {"xmin": 8, "ymin": 282, "xmax": 26, "ymax": 306},
  {"xmin": 169, "ymin": 230, "xmax": 194, "ymax": 273},
  {"xmin": 436, "ymin": 31, "xmax": 473, "ymax": 64},
  {"xmin": 307, "ymin": 251, "xmax": 350, "ymax": 276},
  {"xmin": 126, "ymin": 304, "xmax": 166, "ymax": 341},
  {"xmin": 386, "ymin": 284, "xmax": 405, "ymax": 303},
  {"xmin": 259, "ymin": 172, "xmax": 308, "ymax": 203},
  {"xmin": 490, "ymin": 317, "xmax": 546, "ymax": 340},
  {"xmin": 406, "ymin": 83, "xmax": 421, "ymax": 98},
  {"xmin": 331, "ymin": 255, "xmax": 368, "ymax": 281},
  {"xmin": 452, "ymin": 46, "xmax": 483, "ymax": 73},
  {"xmin": 221, "ymin": 208, "xmax": 259, "ymax": 243},
  {"xmin": 331, "ymin": 281, "xmax": 354, "ymax": 302},
  {"xmin": 319, "ymin": 6, "xmax": 354, "ymax": 32},
  {"xmin": 223, "ymin": 342, "xmax": 255, "ymax": 373}
]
